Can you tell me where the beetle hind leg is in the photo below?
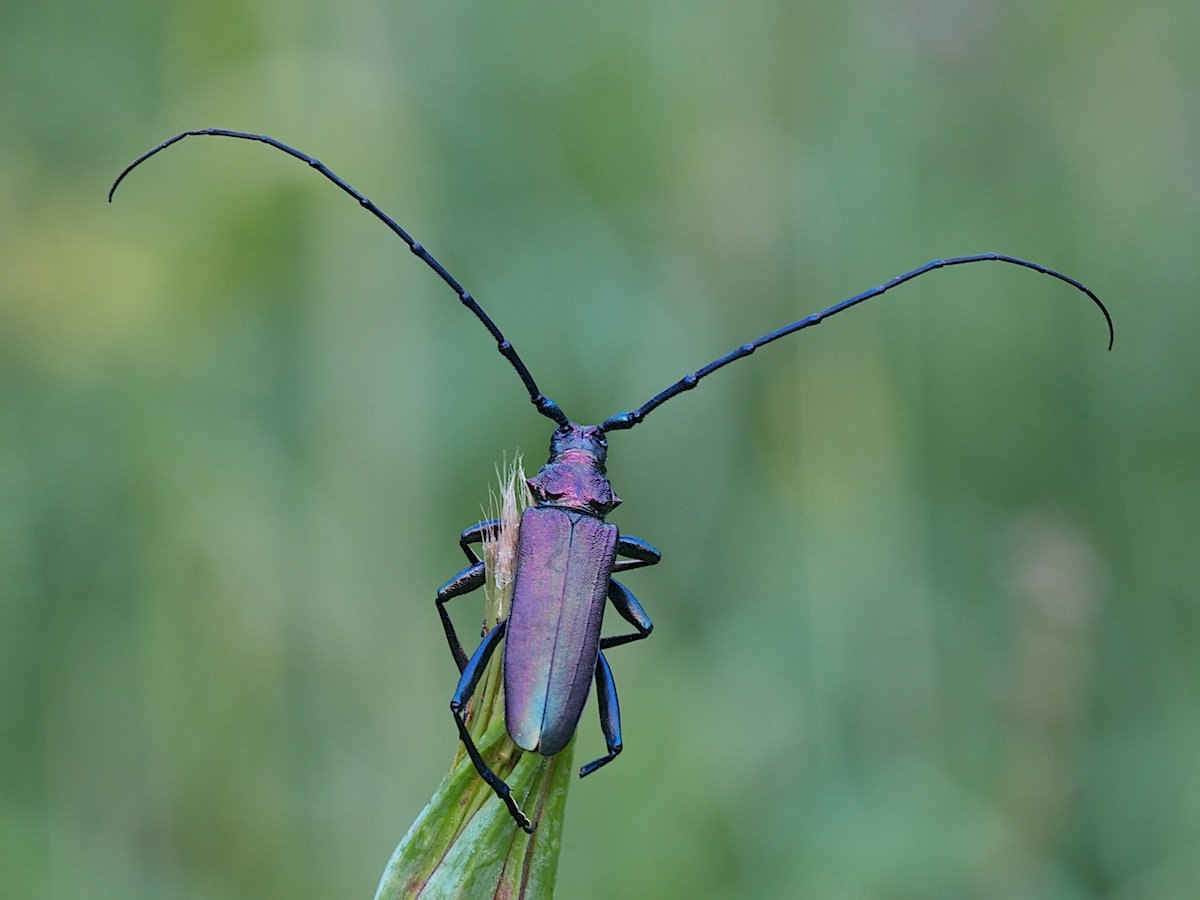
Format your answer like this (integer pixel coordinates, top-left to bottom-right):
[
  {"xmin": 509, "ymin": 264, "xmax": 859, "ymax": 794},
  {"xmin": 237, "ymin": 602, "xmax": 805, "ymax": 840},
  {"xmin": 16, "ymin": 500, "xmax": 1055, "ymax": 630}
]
[
  {"xmin": 582, "ymin": 575, "xmax": 653, "ymax": 776},
  {"xmin": 450, "ymin": 620, "xmax": 534, "ymax": 832},
  {"xmin": 580, "ymin": 651, "xmax": 623, "ymax": 778}
]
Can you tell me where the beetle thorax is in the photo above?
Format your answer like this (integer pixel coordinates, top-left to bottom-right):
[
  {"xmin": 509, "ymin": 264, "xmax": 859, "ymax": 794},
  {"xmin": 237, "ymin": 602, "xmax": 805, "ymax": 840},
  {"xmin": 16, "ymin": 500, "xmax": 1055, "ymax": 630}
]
[{"xmin": 525, "ymin": 423, "xmax": 621, "ymax": 517}]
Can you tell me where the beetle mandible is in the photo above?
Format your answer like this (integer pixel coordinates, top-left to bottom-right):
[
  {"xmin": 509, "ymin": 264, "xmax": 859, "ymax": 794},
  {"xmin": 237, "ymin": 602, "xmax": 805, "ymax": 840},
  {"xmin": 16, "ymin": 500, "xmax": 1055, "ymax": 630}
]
[{"xmin": 110, "ymin": 129, "xmax": 1114, "ymax": 832}]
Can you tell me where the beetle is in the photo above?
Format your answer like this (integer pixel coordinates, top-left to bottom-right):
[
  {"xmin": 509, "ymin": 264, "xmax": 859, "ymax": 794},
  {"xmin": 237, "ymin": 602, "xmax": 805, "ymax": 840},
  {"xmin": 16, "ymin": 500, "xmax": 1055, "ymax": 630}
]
[{"xmin": 110, "ymin": 129, "xmax": 1114, "ymax": 832}]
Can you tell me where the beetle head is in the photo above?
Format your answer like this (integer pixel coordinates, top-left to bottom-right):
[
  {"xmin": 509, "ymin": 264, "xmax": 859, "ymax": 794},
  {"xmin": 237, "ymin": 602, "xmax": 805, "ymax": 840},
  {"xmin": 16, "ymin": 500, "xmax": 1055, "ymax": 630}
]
[
  {"xmin": 525, "ymin": 423, "xmax": 621, "ymax": 516},
  {"xmin": 547, "ymin": 423, "xmax": 608, "ymax": 465}
]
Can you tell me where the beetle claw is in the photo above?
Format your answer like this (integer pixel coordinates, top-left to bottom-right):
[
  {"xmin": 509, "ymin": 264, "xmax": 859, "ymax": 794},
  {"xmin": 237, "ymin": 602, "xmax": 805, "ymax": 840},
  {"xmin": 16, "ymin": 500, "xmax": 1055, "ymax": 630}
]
[{"xmin": 503, "ymin": 794, "xmax": 534, "ymax": 832}]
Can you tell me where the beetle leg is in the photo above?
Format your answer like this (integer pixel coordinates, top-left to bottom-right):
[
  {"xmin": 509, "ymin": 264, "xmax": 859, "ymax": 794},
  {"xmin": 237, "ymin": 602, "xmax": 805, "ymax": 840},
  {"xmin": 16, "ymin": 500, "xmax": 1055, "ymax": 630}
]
[
  {"xmin": 586, "ymin": 580, "xmax": 651, "ymax": 774},
  {"xmin": 458, "ymin": 518, "xmax": 500, "ymax": 564},
  {"xmin": 450, "ymin": 620, "xmax": 534, "ymax": 832},
  {"xmin": 435, "ymin": 561, "xmax": 486, "ymax": 672},
  {"xmin": 613, "ymin": 534, "xmax": 661, "ymax": 573},
  {"xmin": 580, "ymin": 651, "xmax": 622, "ymax": 778},
  {"xmin": 600, "ymin": 579, "xmax": 653, "ymax": 650}
]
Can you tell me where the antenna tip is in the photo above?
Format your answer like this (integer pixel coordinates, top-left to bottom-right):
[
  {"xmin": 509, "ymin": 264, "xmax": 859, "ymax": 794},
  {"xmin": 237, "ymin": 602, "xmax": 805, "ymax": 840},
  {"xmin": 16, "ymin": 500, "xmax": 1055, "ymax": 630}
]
[
  {"xmin": 108, "ymin": 171, "xmax": 129, "ymax": 203},
  {"xmin": 1097, "ymin": 299, "xmax": 1115, "ymax": 351}
]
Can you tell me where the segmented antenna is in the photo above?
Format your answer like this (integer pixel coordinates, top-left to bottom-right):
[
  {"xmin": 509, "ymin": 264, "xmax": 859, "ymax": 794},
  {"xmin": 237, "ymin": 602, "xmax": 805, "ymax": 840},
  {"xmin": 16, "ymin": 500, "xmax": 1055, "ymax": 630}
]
[
  {"xmin": 109, "ymin": 129, "xmax": 570, "ymax": 429},
  {"xmin": 600, "ymin": 254, "xmax": 1113, "ymax": 432}
]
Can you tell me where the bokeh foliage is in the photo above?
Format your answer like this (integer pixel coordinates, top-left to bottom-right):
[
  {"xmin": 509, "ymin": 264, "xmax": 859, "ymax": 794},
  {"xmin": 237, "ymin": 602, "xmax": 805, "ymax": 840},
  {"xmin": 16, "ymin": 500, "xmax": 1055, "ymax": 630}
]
[{"xmin": 2, "ymin": 0, "xmax": 1197, "ymax": 897}]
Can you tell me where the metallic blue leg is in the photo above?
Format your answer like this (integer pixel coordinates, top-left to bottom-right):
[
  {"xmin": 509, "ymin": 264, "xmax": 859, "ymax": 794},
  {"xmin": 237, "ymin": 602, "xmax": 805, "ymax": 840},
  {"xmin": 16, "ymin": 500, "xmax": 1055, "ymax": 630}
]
[
  {"xmin": 436, "ymin": 560, "xmax": 485, "ymax": 672},
  {"xmin": 600, "ymin": 579, "xmax": 653, "ymax": 650},
  {"xmin": 613, "ymin": 534, "xmax": 661, "ymax": 573},
  {"xmin": 450, "ymin": 620, "xmax": 533, "ymax": 832},
  {"xmin": 435, "ymin": 519, "xmax": 501, "ymax": 672},
  {"xmin": 458, "ymin": 518, "xmax": 499, "ymax": 564},
  {"xmin": 580, "ymin": 572, "xmax": 654, "ymax": 778},
  {"xmin": 580, "ymin": 651, "xmax": 622, "ymax": 778}
]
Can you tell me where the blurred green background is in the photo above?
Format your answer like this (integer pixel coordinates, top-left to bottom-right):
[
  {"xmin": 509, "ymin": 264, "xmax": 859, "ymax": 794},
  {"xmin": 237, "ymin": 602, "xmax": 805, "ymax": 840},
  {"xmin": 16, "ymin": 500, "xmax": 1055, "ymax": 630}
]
[{"xmin": 2, "ymin": 0, "xmax": 1197, "ymax": 897}]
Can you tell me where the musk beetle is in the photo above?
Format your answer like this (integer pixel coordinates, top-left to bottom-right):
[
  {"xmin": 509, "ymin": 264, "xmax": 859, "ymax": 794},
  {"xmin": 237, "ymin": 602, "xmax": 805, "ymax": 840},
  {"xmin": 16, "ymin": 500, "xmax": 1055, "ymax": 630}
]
[{"xmin": 111, "ymin": 129, "xmax": 1114, "ymax": 832}]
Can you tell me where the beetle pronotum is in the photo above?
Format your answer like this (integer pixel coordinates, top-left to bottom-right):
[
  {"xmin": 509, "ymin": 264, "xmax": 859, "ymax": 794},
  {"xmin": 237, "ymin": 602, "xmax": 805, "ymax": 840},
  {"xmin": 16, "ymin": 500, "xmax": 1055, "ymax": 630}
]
[{"xmin": 111, "ymin": 129, "xmax": 1114, "ymax": 831}]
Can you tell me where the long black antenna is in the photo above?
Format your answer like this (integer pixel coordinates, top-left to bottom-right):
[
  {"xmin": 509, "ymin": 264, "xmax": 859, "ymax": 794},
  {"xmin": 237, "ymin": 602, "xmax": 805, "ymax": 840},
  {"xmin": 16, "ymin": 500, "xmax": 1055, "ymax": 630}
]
[
  {"xmin": 109, "ymin": 128, "xmax": 570, "ymax": 429},
  {"xmin": 601, "ymin": 254, "xmax": 1113, "ymax": 432}
]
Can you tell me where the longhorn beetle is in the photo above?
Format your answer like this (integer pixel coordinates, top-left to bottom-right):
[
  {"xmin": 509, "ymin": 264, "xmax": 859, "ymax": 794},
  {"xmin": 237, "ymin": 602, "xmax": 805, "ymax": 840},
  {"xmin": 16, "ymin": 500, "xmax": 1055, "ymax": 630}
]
[{"xmin": 110, "ymin": 129, "xmax": 1114, "ymax": 832}]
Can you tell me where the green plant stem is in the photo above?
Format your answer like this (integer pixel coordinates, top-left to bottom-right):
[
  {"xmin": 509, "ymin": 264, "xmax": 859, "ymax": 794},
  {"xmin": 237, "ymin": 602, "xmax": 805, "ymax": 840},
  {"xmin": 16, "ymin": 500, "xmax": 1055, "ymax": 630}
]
[{"xmin": 375, "ymin": 459, "xmax": 571, "ymax": 900}]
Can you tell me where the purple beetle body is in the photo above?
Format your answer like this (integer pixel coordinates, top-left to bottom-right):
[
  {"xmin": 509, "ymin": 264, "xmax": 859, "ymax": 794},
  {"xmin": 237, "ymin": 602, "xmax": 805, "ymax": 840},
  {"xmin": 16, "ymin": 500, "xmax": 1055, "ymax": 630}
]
[
  {"xmin": 434, "ymin": 421, "xmax": 658, "ymax": 831},
  {"xmin": 504, "ymin": 425, "xmax": 620, "ymax": 755},
  {"xmin": 504, "ymin": 508, "xmax": 616, "ymax": 754}
]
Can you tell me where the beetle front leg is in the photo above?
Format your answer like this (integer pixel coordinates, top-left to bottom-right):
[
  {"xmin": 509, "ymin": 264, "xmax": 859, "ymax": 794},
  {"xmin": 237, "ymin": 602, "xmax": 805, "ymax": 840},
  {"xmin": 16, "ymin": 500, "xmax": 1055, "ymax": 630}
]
[
  {"xmin": 600, "ymin": 579, "xmax": 653, "ymax": 650},
  {"xmin": 458, "ymin": 518, "xmax": 499, "ymax": 564},
  {"xmin": 450, "ymin": 620, "xmax": 534, "ymax": 832},
  {"xmin": 580, "ymin": 651, "xmax": 622, "ymax": 778}
]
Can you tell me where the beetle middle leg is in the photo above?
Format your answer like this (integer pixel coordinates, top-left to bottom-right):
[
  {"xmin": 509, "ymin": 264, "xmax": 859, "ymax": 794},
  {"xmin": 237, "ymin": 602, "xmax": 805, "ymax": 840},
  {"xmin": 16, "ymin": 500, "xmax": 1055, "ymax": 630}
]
[
  {"xmin": 613, "ymin": 534, "xmax": 661, "ymax": 573},
  {"xmin": 450, "ymin": 619, "xmax": 534, "ymax": 832},
  {"xmin": 600, "ymin": 578, "xmax": 654, "ymax": 650},
  {"xmin": 602, "ymin": 535, "xmax": 658, "ymax": 649},
  {"xmin": 435, "ymin": 519, "xmax": 500, "ymax": 672}
]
